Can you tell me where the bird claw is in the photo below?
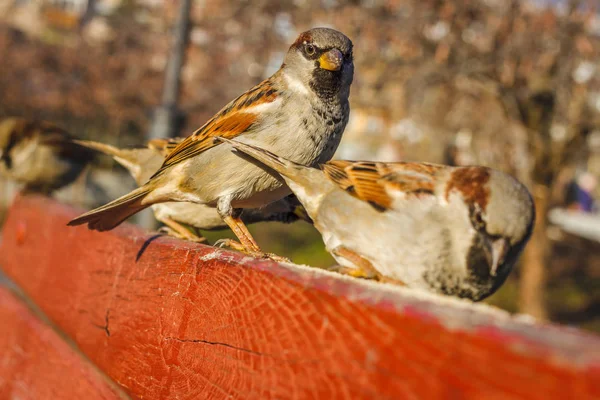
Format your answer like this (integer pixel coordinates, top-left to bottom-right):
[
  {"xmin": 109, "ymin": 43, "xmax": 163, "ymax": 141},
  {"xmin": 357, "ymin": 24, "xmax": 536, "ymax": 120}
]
[
  {"xmin": 326, "ymin": 264, "xmax": 375, "ymax": 279},
  {"xmin": 378, "ymin": 276, "xmax": 406, "ymax": 286},
  {"xmin": 214, "ymin": 239, "xmax": 290, "ymax": 263},
  {"xmin": 326, "ymin": 264, "xmax": 382, "ymax": 280},
  {"xmin": 326, "ymin": 265, "xmax": 405, "ymax": 285},
  {"xmin": 214, "ymin": 238, "xmax": 243, "ymax": 250},
  {"xmin": 260, "ymin": 253, "xmax": 291, "ymax": 263}
]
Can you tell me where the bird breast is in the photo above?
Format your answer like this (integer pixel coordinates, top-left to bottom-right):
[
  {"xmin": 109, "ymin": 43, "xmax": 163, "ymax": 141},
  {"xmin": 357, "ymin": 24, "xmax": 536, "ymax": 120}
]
[
  {"xmin": 267, "ymin": 91, "xmax": 349, "ymax": 166},
  {"xmin": 315, "ymin": 189, "xmax": 477, "ymax": 292},
  {"xmin": 167, "ymin": 93, "xmax": 348, "ymax": 209}
]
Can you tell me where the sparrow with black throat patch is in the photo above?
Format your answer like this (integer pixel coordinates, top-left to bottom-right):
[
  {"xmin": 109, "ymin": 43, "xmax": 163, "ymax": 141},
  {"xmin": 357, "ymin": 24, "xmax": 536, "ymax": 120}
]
[
  {"xmin": 68, "ymin": 27, "xmax": 354, "ymax": 259},
  {"xmin": 219, "ymin": 138, "xmax": 535, "ymax": 301}
]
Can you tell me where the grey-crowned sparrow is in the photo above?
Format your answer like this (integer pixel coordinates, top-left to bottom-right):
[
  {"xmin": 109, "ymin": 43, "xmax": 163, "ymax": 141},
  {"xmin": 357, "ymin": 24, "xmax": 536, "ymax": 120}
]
[{"xmin": 69, "ymin": 27, "xmax": 353, "ymax": 258}]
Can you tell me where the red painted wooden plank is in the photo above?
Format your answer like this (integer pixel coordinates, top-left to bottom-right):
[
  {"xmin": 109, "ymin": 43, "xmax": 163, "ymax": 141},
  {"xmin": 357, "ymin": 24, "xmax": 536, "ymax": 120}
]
[
  {"xmin": 0, "ymin": 287, "xmax": 124, "ymax": 400},
  {"xmin": 1, "ymin": 194, "xmax": 599, "ymax": 399}
]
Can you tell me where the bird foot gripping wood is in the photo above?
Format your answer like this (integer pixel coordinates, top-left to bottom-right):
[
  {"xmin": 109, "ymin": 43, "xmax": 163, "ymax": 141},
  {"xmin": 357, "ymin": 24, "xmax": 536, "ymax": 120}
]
[
  {"xmin": 326, "ymin": 264, "xmax": 405, "ymax": 286},
  {"xmin": 327, "ymin": 265, "xmax": 376, "ymax": 279},
  {"xmin": 218, "ymin": 214, "xmax": 289, "ymax": 262},
  {"xmin": 214, "ymin": 239, "xmax": 290, "ymax": 263},
  {"xmin": 328, "ymin": 246, "xmax": 405, "ymax": 285},
  {"xmin": 158, "ymin": 218, "xmax": 207, "ymax": 243}
]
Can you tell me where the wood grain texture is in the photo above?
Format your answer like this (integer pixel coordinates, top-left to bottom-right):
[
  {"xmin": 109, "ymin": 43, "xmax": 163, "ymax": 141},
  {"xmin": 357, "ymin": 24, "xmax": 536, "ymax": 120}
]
[
  {"xmin": 1, "ymin": 194, "xmax": 599, "ymax": 400},
  {"xmin": 0, "ymin": 287, "xmax": 123, "ymax": 400}
]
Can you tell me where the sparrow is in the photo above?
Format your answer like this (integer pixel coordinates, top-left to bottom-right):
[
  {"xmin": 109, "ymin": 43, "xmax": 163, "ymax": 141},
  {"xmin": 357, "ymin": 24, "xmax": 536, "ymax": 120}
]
[
  {"xmin": 0, "ymin": 117, "xmax": 93, "ymax": 194},
  {"xmin": 219, "ymin": 138, "xmax": 536, "ymax": 301},
  {"xmin": 76, "ymin": 139, "xmax": 311, "ymax": 242},
  {"xmin": 68, "ymin": 27, "xmax": 354, "ymax": 258}
]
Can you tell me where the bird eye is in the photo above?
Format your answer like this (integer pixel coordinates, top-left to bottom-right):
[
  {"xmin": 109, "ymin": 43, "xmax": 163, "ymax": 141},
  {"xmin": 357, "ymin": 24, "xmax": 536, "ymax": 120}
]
[{"xmin": 305, "ymin": 44, "xmax": 316, "ymax": 55}]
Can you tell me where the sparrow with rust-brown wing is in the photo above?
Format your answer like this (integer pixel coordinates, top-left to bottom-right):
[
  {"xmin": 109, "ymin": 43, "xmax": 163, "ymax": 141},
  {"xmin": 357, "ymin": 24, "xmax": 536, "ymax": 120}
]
[
  {"xmin": 69, "ymin": 27, "xmax": 353, "ymax": 258},
  {"xmin": 0, "ymin": 117, "xmax": 93, "ymax": 194},
  {"xmin": 76, "ymin": 139, "xmax": 310, "ymax": 242},
  {"xmin": 219, "ymin": 138, "xmax": 535, "ymax": 301}
]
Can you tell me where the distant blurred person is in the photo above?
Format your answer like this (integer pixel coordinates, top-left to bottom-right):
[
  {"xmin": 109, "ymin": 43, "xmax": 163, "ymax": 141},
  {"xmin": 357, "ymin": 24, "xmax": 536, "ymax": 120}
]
[{"xmin": 565, "ymin": 172, "xmax": 597, "ymax": 213}]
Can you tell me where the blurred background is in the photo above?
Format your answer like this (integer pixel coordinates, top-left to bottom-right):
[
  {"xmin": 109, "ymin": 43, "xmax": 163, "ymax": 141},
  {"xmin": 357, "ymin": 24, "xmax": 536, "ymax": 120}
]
[{"xmin": 0, "ymin": 0, "xmax": 598, "ymax": 331}]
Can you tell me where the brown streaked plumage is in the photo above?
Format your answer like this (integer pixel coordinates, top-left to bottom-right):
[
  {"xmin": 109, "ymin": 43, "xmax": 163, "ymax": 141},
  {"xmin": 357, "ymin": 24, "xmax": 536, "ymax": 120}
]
[
  {"xmin": 76, "ymin": 138, "xmax": 311, "ymax": 242},
  {"xmin": 322, "ymin": 161, "xmax": 445, "ymax": 212},
  {"xmin": 147, "ymin": 137, "xmax": 185, "ymax": 157},
  {"xmin": 155, "ymin": 80, "xmax": 278, "ymax": 174},
  {"xmin": 322, "ymin": 161, "xmax": 393, "ymax": 211},
  {"xmin": 445, "ymin": 167, "xmax": 491, "ymax": 211},
  {"xmin": 68, "ymin": 28, "xmax": 354, "ymax": 260},
  {"xmin": 0, "ymin": 117, "xmax": 93, "ymax": 194},
  {"xmin": 291, "ymin": 31, "xmax": 314, "ymax": 49},
  {"xmin": 219, "ymin": 138, "xmax": 536, "ymax": 301}
]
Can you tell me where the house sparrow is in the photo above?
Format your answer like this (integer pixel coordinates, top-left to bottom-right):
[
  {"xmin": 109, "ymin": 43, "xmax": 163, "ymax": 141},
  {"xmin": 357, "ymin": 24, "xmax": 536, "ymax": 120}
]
[
  {"xmin": 219, "ymin": 138, "xmax": 536, "ymax": 301},
  {"xmin": 76, "ymin": 139, "xmax": 310, "ymax": 242},
  {"xmin": 69, "ymin": 27, "xmax": 354, "ymax": 258},
  {"xmin": 0, "ymin": 117, "xmax": 93, "ymax": 194}
]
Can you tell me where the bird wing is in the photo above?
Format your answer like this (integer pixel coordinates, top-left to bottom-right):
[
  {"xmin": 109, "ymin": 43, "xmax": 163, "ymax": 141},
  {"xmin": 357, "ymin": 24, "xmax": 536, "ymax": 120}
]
[
  {"xmin": 152, "ymin": 78, "xmax": 279, "ymax": 178},
  {"xmin": 321, "ymin": 161, "xmax": 441, "ymax": 211},
  {"xmin": 382, "ymin": 162, "xmax": 442, "ymax": 194},
  {"xmin": 147, "ymin": 137, "xmax": 184, "ymax": 157}
]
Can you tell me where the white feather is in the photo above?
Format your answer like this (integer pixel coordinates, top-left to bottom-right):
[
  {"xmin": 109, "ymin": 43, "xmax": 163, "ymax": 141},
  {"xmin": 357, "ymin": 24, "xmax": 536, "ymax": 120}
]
[
  {"xmin": 247, "ymin": 97, "xmax": 283, "ymax": 114},
  {"xmin": 283, "ymin": 72, "xmax": 310, "ymax": 96}
]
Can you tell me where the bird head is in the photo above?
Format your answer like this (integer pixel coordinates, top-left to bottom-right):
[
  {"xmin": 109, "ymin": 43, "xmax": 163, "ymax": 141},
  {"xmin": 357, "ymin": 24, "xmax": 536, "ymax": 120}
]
[
  {"xmin": 282, "ymin": 27, "xmax": 354, "ymax": 101},
  {"xmin": 0, "ymin": 118, "xmax": 22, "ymax": 168},
  {"xmin": 475, "ymin": 170, "xmax": 535, "ymax": 274},
  {"xmin": 448, "ymin": 167, "xmax": 535, "ymax": 299}
]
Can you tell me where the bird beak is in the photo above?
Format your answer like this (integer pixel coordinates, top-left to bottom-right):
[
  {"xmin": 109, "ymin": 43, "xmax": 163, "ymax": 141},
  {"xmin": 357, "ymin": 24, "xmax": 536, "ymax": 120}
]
[
  {"xmin": 485, "ymin": 238, "xmax": 509, "ymax": 276},
  {"xmin": 319, "ymin": 49, "xmax": 343, "ymax": 71}
]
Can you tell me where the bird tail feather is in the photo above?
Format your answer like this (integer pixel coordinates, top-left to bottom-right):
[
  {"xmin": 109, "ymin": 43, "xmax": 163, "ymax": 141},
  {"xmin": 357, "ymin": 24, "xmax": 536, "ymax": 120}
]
[
  {"xmin": 68, "ymin": 186, "xmax": 151, "ymax": 231},
  {"xmin": 74, "ymin": 140, "xmax": 144, "ymax": 170},
  {"xmin": 74, "ymin": 140, "xmax": 125, "ymax": 158}
]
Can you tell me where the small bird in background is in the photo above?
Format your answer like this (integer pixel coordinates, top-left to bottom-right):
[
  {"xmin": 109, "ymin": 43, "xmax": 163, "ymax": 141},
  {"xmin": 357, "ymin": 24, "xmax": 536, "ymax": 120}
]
[
  {"xmin": 69, "ymin": 27, "xmax": 354, "ymax": 259},
  {"xmin": 0, "ymin": 117, "xmax": 93, "ymax": 194},
  {"xmin": 218, "ymin": 138, "xmax": 536, "ymax": 301},
  {"xmin": 76, "ymin": 139, "xmax": 311, "ymax": 243}
]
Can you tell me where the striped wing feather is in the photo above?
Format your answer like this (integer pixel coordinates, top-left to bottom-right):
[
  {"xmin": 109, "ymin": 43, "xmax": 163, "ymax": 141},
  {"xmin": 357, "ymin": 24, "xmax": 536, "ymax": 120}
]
[
  {"xmin": 153, "ymin": 79, "xmax": 278, "ymax": 177},
  {"xmin": 321, "ymin": 161, "xmax": 441, "ymax": 211},
  {"xmin": 147, "ymin": 137, "xmax": 184, "ymax": 157}
]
